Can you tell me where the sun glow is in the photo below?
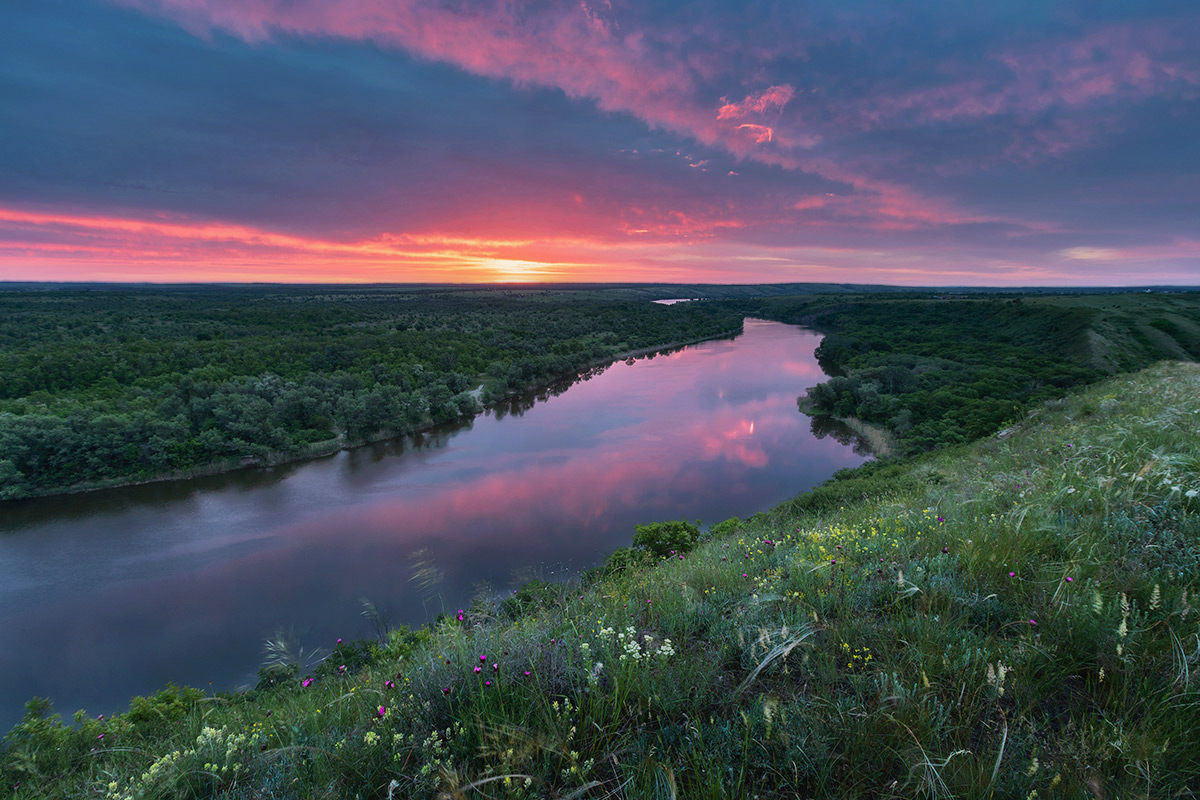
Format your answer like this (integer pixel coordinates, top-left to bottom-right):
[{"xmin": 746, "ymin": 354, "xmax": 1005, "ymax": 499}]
[{"xmin": 481, "ymin": 258, "xmax": 561, "ymax": 281}]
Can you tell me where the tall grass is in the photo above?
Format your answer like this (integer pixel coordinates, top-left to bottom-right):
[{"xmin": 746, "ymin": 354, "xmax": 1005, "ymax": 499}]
[{"xmin": 3, "ymin": 362, "xmax": 1199, "ymax": 799}]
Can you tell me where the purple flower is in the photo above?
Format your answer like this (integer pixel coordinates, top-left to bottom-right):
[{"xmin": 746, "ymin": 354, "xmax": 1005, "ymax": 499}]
[
  {"xmin": 492, "ymin": 663, "xmax": 499, "ymax": 672},
  {"xmin": 302, "ymin": 678, "xmax": 313, "ymax": 688},
  {"xmin": 377, "ymin": 706, "xmax": 386, "ymax": 717},
  {"xmin": 474, "ymin": 666, "xmax": 482, "ymax": 674},
  {"xmin": 442, "ymin": 687, "xmax": 450, "ymax": 695},
  {"xmin": 336, "ymin": 638, "xmax": 343, "ymax": 644},
  {"xmin": 1008, "ymin": 572, "xmax": 1015, "ymax": 578},
  {"xmin": 479, "ymin": 655, "xmax": 487, "ymax": 662},
  {"xmin": 338, "ymin": 665, "xmax": 346, "ymax": 673},
  {"xmin": 1065, "ymin": 577, "xmax": 1074, "ymax": 582},
  {"xmin": 1029, "ymin": 619, "xmax": 1037, "ymax": 626},
  {"xmin": 384, "ymin": 680, "xmax": 395, "ymax": 689},
  {"xmin": 97, "ymin": 734, "xmax": 104, "ymax": 740},
  {"xmin": 523, "ymin": 671, "xmax": 531, "ymax": 676},
  {"xmin": 942, "ymin": 546, "xmax": 949, "ymax": 554},
  {"xmin": 485, "ymin": 680, "xmax": 492, "ymax": 687}
]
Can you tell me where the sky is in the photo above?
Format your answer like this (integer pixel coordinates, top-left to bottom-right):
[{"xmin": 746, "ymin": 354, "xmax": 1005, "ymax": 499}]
[{"xmin": 1, "ymin": 0, "xmax": 1198, "ymax": 285}]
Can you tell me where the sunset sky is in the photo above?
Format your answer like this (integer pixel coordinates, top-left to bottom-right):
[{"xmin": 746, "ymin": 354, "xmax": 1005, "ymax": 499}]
[{"xmin": 2, "ymin": 0, "xmax": 1198, "ymax": 285}]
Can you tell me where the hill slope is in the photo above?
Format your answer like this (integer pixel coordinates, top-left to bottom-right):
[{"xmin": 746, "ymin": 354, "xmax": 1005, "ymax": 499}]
[{"xmin": 5, "ymin": 362, "xmax": 1198, "ymax": 798}]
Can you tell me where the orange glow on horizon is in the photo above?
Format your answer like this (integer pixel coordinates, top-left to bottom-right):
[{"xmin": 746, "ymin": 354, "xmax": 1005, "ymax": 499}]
[{"xmin": 2, "ymin": 204, "xmax": 1197, "ymax": 287}]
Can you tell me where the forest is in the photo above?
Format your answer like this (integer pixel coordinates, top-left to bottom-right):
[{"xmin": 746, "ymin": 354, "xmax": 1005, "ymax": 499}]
[
  {"xmin": 2, "ymin": 285, "xmax": 1197, "ymax": 499},
  {"xmin": 731, "ymin": 292, "xmax": 1200, "ymax": 453},
  {"xmin": 0, "ymin": 286, "xmax": 741, "ymax": 499}
]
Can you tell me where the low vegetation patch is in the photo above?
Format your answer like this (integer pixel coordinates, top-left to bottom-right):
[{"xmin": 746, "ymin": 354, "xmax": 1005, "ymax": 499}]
[{"xmin": 4, "ymin": 363, "xmax": 1199, "ymax": 798}]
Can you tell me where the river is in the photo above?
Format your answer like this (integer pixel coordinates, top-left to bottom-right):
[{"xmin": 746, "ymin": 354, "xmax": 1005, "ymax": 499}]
[{"xmin": 0, "ymin": 319, "xmax": 869, "ymax": 728}]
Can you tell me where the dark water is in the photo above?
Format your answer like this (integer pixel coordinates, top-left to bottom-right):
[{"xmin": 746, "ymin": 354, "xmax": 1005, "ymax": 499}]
[{"xmin": 0, "ymin": 319, "xmax": 869, "ymax": 728}]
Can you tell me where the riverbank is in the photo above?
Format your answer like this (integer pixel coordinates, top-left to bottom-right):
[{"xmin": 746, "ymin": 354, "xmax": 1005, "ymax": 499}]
[
  {"xmin": 3, "ymin": 326, "xmax": 744, "ymax": 502},
  {"xmin": 796, "ymin": 396, "xmax": 897, "ymax": 457},
  {"xmin": 7, "ymin": 361, "xmax": 1197, "ymax": 798}
]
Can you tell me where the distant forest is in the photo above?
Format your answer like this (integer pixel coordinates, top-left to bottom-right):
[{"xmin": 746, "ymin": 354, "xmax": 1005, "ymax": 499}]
[
  {"xmin": 1, "ymin": 285, "xmax": 1197, "ymax": 500},
  {"xmin": 0, "ymin": 287, "xmax": 741, "ymax": 499},
  {"xmin": 734, "ymin": 292, "xmax": 1200, "ymax": 453}
]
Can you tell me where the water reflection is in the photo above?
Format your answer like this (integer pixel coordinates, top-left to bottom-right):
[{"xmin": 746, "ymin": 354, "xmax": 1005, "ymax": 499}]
[
  {"xmin": 0, "ymin": 319, "xmax": 868, "ymax": 727},
  {"xmin": 810, "ymin": 414, "xmax": 877, "ymax": 457}
]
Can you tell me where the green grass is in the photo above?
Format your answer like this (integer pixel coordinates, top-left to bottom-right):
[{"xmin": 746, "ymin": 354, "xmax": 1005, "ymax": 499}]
[{"xmin": 4, "ymin": 362, "xmax": 1200, "ymax": 799}]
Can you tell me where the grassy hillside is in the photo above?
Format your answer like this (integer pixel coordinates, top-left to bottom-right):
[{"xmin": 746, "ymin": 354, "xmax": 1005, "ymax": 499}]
[{"xmin": 5, "ymin": 362, "xmax": 1198, "ymax": 799}]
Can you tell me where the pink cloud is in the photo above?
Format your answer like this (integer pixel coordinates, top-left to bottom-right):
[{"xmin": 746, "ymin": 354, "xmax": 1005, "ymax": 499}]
[
  {"xmin": 851, "ymin": 21, "xmax": 1200, "ymax": 162},
  {"xmin": 736, "ymin": 123, "xmax": 774, "ymax": 143},
  {"xmin": 717, "ymin": 84, "xmax": 796, "ymax": 120}
]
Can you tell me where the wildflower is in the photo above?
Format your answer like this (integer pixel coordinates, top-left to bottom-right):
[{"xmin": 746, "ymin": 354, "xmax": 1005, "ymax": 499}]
[
  {"xmin": 1008, "ymin": 572, "xmax": 1015, "ymax": 578},
  {"xmin": 474, "ymin": 666, "xmax": 482, "ymax": 674},
  {"xmin": 385, "ymin": 680, "xmax": 395, "ymax": 689},
  {"xmin": 485, "ymin": 680, "xmax": 492, "ymax": 687},
  {"xmin": 97, "ymin": 734, "xmax": 104, "ymax": 740},
  {"xmin": 442, "ymin": 687, "xmax": 450, "ymax": 695},
  {"xmin": 302, "ymin": 678, "xmax": 313, "ymax": 688},
  {"xmin": 1065, "ymin": 577, "xmax": 1074, "ymax": 583},
  {"xmin": 1029, "ymin": 619, "xmax": 1037, "ymax": 626},
  {"xmin": 336, "ymin": 638, "xmax": 343, "ymax": 644},
  {"xmin": 338, "ymin": 665, "xmax": 346, "ymax": 673},
  {"xmin": 523, "ymin": 671, "xmax": 531, "ymax": 676},
  {"xmin": 456, "ymin": 610, "xmax": 465, "ymax": 622},
  {"xmin": 742, "ymin": 573, "xmax": 748, "ymax": 578},
  {"xmin": 492, "ymin": 663, "xmax": 499, "ymax": 672},
  {"xmin": 377, "ymin": 706, "xmax": 387, "ymax": 717},
  {"xmin": 479, "ymin": 654, "xmax": 487, "ymax": 662},
  {"xmin": 942, "ymin": 546, "xmax": 949, "ymax": 554}
]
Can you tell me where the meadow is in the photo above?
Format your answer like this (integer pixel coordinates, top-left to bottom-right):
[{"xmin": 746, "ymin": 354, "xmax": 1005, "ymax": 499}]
[{"xmin": 4, "ymin": 360, "xmax": 1197, "ymax": 799}]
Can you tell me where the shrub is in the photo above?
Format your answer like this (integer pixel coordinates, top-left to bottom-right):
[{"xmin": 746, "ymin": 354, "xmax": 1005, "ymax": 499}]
[{"xmin": 632, "ymin": 519, "xmax": 702, "ymax": 557}]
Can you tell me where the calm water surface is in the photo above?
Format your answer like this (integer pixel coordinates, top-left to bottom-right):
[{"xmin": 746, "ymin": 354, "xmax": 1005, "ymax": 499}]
[{"xmin": 0, "ymin": 319, "xmax": 869, "ymax": 727}]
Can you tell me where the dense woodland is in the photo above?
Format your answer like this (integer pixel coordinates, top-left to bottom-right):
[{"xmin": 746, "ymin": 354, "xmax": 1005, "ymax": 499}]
[
  {"xmin": 733, "ymin": 293, "xmax": 1200, "ymax": 453},
  {"xmin": 0, "ymin": 287, "xmax": 741, "ymax": 499},
  {"xmin": 2, "ymin": 285, "xmax": 1197, "ymax": 500}
]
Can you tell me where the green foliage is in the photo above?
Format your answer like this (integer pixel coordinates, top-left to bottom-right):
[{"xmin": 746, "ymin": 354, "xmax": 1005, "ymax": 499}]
[
  {"xmin": 583, "ymin": 546, "xmax": 652, "ymax": 584},
  {"xmin": 5, "ymin": 298, "xmax": 1200, "ymax": 799},
  {"xmin": 707, "ymin": 516, "xmax": 744, "ymax": 538},
  {"xmin": 632, "ymin": 519, "xmax": 702, "ymax": 557},
  {"xmin": 126, "ymin": 683, "xmax": 206, "ymax": 726},
  {"xmin": 314, "ymin": 639, "xmax": 382, "ymax": 678},
  {"xmin": 500, "ymin": 579, "xmax": 564, "ymax": 620},
  {"xmin": 254, "ymin": 662, "xmax": 298, "ymax": 692},
  {"xmin": 725, "ymin": 292, "xmax": 1200, "ymax": 455},
  {"xmin": 0, "ymin": 286, "xmax": 740, "ymax": 498}
]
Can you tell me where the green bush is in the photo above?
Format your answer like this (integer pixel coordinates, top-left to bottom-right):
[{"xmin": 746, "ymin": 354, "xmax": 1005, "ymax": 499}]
[{"xmin": 632, "ymin": 519, "xmax": 702, "ymax": 557}]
